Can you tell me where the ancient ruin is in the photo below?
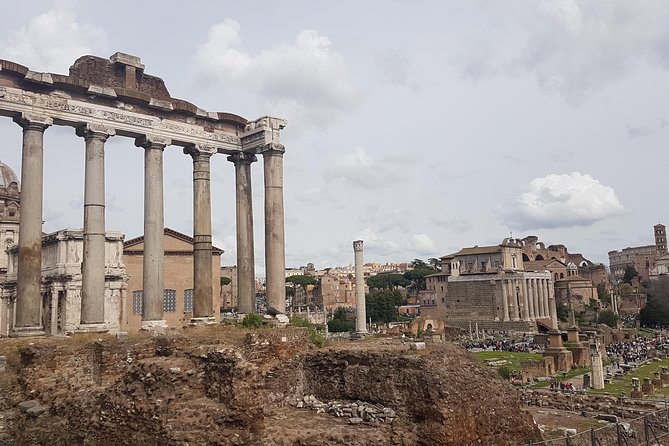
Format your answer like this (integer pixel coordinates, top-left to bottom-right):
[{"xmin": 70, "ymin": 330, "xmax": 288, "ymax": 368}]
[
  {"xmin": 353, "ymin": 240, "xmax": 367, "ymax": 336},
  {"xmin": 0, "ymin": 52, "xmax": 287, "ymax": 336}
]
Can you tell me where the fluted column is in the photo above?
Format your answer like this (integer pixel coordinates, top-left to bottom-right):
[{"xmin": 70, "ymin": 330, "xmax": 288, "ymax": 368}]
[
  {"xmin": 536, "ymin": 278, "xmax": 544, "ymax": 318},
  {"xmin": 12, "ymin": 114, "xmax": 52, "ymax": 336},
  {"xmin": 521, "ymin": 277, "xmax": 530, "ymax": 321},
  {"xmin": 135, "ymin": 135, "xmax": 170, "ymax": 330},
  {"xmin": 353, "ymin": 240, "xmax": 367, "ymax": 334},
  {"xmin": 501, "ymin": 279, "xmax": 510, "ymax": 321},
  {"xmin": 185, "ymin": 146, "xmax": 214, "ymax": 323},
  {"xmin": 228, "ymin": 152, "xmax": 257, "ymax": 314},
  {"xmin": 528, "ymin": 278, "xmax": 536, "ymax": 320},
  {"xmin": 77, "ymin": 124, "xmax": 114, "ymax": 326},
  {"xmin": 260, "ymin": 143, "xmax": 286, "ymax": 314}
]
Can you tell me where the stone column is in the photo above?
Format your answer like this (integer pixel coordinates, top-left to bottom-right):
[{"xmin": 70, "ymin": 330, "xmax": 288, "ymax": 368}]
[
  {"xmin": 185, "ymin": 146, "xmax": 214, "ymax": 323},
  {"xmin": 536, "ymin": 278, "xmax": 544, "ymax": 318},
  {"xmin": 521, "ymin": 277, "xmax": 530, "ymax": 321},
  {"xmin": 501, "ymin": 279, "xmax": 510, "ymax": 321},
  {"xmin": 50, "ymin": 287, "xmax": 59, "ymax": 336},
  {"xmin": 545, "ymin": 279, "xmax": 552, "ymax": 319},
  {"xmin": 548, "ymin": 279, "xmax": 558, "ymax": 328},
  {"xmin": 135, "ymin": 136, "xmax": 170, "ymax": 330},
  {"xmin": 77, "ymin": 124, "xmax": 114, "ymax": 326},
  {"xmin": 228, "ymin": 152, "xmax": 257, "ymax": 314},
  {"xmin": 353, "ymin": 240, "xmax": 367, "ymax": 335},
  {"xmin": 12, "ymin": 114, "xmax": 52, "ymax": 336},
  {"xmin": 260, "ymin": 143, "xmax": 286, "ymax": 314},
  {"xmin": 528, "ymin": 278, "xmax": 536, "ymax": 320},
  {"xmin": 0, "ymin": 292, "xmax": 7, "ymax": 337},
  {"xmin": 511, "ymin": 279, "xmax": 519, "ymax": 321}
]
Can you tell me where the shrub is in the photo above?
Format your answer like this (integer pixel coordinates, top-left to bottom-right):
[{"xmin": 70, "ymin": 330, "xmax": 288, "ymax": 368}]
[
  {"xmin": 289, "ymin": 315, "xmax": 326, "ymax": 348},
  {"xmin": 242, "ymin": 313, "xmax": 265, "ymax": 328}
]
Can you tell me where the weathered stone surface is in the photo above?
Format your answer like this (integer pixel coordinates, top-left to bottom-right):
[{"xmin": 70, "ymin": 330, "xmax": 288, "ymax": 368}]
[
  {"xmin": 0, "ymin": 356, "xmax": 5, "ymax": 372},
  {"xmin": 17, "ymin": 400, "xmax": 39, "ymax": 413},
  {"xmin": 25, "ymin": 406, "xmax": 47, "ymax": 417}
]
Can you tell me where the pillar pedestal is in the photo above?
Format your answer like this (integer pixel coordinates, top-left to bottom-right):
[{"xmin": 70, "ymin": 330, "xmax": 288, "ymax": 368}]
[{"xmin": 190, "ymin": 316, "xmax": 216, "ymax": 326}]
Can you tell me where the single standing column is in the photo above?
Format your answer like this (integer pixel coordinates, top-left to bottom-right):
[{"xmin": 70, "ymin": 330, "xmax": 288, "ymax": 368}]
[
  {"xmin": 260, "ymin": 144, "xmax": 286, "ymax": 314},
  {"xmin": 353, "ymin": 240, "xmax": 367, "ymax": 335},
  {"xmin": 511, "ymin": 279, "xmax": 520, "ymax": 321},
  {"xmin": 544, "ymin": 279, "xmax": 551, "ymax": 319},
  {"xmin": 185, "ymin": 146, "xmax": 214, "ymax": 323},
  {"xmin": 228, "ymin": 152, "xmax": 257, "ymax": 314},
  {"xmin": 135, "ymin": 136, "xmax": 170, "ymax": 330},
  {"xmin": 501, "ymin": 279, "xmax": 510, "ymax": 321},
  {"xmin": 12, "ymin": 114, "xmax": 52, "ymax": 336},
  {"xmin": 548, "ymin": 279, "xmax": 558, "ymax": 328},
  {"xmin": 77, "ymin": 124, "xmax": 114, "ymax": 326},
  {"xmin": 528, "ymin": 278, "xmax": 536, "ymax": 320},
  {"xmin": 521, "ymin": 277, "xmax": 530, "ymax": 321}
]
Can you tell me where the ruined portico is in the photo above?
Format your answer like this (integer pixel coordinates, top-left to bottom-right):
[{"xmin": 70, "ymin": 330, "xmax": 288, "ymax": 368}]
[{"xmin": 0, "ymin": 53, "xmax": 287, "ymax": 335}]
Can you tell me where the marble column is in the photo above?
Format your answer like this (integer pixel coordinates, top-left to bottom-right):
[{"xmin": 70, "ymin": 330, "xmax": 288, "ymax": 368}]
[
  {"xmin": 538, "ymin": 278, "xmax": 546, "ymax": 318},
  {"xmin": 77, "ymin": 124, "xmax": 114, "ymax": 326},
  {"xmin": 545, "ymin": 279, "xmax": 552, "ymax": 319},
  {"xmin": 528, "ymin": 278, "xmax": 536, "ymax": 320},
  {"xmin": 135, "ymin": 136, "xmax": 170, "ymax": 330},
  {"xmin": 353, "ymin": 240, "xmax": 367, "ymax": 334},
  {"xmin": 548, "ymin": 279, "xmax": 558, "ymax": 328},
  {"xmin": 185, "ymin": 146, "xmax": 214, "ymax": 323},
  {"xmin": 260, "ymin": 143, "xmax": 286, "ymax": 314},
  {"xmin": 228, "ymin": 152, "xmax": 257, "ymax": 314},
  {"xmin": 12, "ymin": 114, "xmax": 52, "ymax": 336},
  {"xmin": 521, "ymin": 277, "xmax": 530, "ymax": 321},
  {"xmin": 501, "ymin": 279, "xmax": 510, "ymax": 321}
]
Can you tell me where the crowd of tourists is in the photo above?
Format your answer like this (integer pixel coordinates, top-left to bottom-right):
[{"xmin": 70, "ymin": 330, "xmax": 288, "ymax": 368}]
[{"xmin": 605, "ymin": 335, "xmax": 666, "ymax": 365}]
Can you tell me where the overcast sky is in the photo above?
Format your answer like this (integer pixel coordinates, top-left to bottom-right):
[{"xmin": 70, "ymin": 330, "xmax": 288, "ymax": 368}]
[{"xmin": 1, "ymin": 0, "xmax": 668, "ymax": 273}]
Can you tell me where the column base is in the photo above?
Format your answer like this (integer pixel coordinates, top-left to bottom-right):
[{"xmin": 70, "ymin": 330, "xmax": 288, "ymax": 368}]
[
  {"xmin": 351, "ymin": 331, "xmax": 368, "ymax": 340},
  {"xmin": 140, "ymin": 320, "xmax": 167, "ymax": 333},
  {"xmin": 190, "ymin": 317, "xmax": 216, "ymax": 326},
  {"xmin": 75, "ymin": 323, "xmax": 110, "ymax": 334},
  {"xmin": 10, "ymin": 326, "xmax": 47, "ymax": 338}
]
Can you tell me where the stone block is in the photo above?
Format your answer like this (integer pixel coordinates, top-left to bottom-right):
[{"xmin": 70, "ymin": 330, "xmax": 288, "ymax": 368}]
[
  {"xmin": 116, "ymin": 332, "xmax": 129, "ymax": 341},
  {"xmin": 0, "ymin": 355, "xmax": 6, "ymax": 372},
  {"xmin": 409, "ymin": 342, "xmax": 426, "ymax": 350},
  {"xmin": 26, "ymin": 405, "xmax": 48, "ymax": 417},
  {"xmin": 349, "ymin": 417, "xmax": 363, "ymax": 425},
  {"xmin": 17, "ymin": 400, "xmax": 39, "ymax": 412}
]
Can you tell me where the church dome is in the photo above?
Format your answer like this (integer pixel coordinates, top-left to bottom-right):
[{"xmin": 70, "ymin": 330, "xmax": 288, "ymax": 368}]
[{"xmin": 0, "ymin": 161, "xmax": 19, "ymax": 192}]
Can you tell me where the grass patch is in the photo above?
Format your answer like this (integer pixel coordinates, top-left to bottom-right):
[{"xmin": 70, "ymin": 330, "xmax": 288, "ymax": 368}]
[
  {"xmin": 589, "ymin": 358, "xmax": 669, "ymax": 396},
  {"xmin": 532, "ymin": 367, "xmax": 591, "ymax": 388}
]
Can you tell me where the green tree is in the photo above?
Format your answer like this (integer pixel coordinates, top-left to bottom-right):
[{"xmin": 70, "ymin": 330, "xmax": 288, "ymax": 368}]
[
  {"xmin": 220, "ymin": 276, "xmax": 232, "ymax": 287},
  {"xmin": 619, "ymin": 283, "xmax": 634, "ymax": 297},
  {"xmin": 640, "ymin": 277, "xmax": 669, "ymax": 326},
  {"xmin": 328, "ymin": 308, "xmax": 355, "ymax": 333},
  {"xmin": 556, "ymin": 301, "xmax": 569, "ymax": 322},
  {"xmin": 366, "ymin": 289, "xmax": 404, "ymax": 323},
  {"xmin": 623, "ymin": 265, "xmax": 639, "ymax": 284},
  {"xmin": 285, "ymin": 275, "xmax": 318, "ymax": 287},
  {"xmin": 427, "ymin": 258, "xmax": 441, "ymax": 271},
  {"xmin": 597, "ymin": 310, "xmax": 619, "ymax": 328},
  {"xmin": 366, "ymin": 273, "xmax": 411, "ymax": 290},
  {"xmin": 403, "ymin": 266, "xmax": 436, "ymax": 292}
]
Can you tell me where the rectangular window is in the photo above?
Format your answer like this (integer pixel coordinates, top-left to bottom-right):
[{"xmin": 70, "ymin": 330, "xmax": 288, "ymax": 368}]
[
  {"xmin": 164, "ymin": 289, "xmax": 177, "ymax": 313},
  {"xmin": 132, "ymin": 291, "xmax": 143, "ymax": 315},
  {"xmin": 184, "ymin": 289, "xmax": 194, "ymax": 313}
]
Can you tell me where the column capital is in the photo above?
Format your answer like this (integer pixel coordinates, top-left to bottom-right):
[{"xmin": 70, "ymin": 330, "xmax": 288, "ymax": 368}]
[
  {"xmin": 353, "ymin": 240, "xmax": 363, "ymax": 252},
  {"xmin": 75, "ymin": 123, "xmax": 115, "ymax": 141},
  {"xmin": 258, "ymin": 143, "xmax": 285, "ymax": 156},
  {"xmin": 227, "ymin": 151, "xmax": 258, "ymax": 165},
  {"xmin": 135, "ymin": 134, "xmax": 171, "ymax": 149},
  {"xmin": 13, "ymin": 113, "xmax": 53, "ymax": 131},
  {"xmin": 183, "ymin": 144, "xmax": 216, "ymax": 159}
]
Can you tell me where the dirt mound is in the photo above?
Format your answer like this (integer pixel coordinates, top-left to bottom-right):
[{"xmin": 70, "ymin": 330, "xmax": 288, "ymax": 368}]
[{"xmin": 0, "ymin": 329, "xmax": 540, "ymax": 445}]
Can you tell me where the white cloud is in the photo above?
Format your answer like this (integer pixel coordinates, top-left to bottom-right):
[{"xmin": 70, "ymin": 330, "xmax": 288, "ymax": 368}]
[
  {"xmin": 351, "ymin": 229, "xmax": 401, "ymax": 258},
  {"xmin": 505, "ymin": 172, "xmax": 624, "ymax": 230},
  {"xmin": 194, "ymin": 19, "xmax": 360, "ymax": 127},
  {"xmin": 2, "ymin": 9, "xmax": 108, "ymax": 73},
  {"xmin": 325, "ymin": 146, "xmax": 410, "ymax": 190},
  {"xmin": 457, "ymin": 1, "xmax": 669, "ymax": 103},
  {"xmin": 408, "ymin": 234, "xmax": 437, "ymax": 256}
]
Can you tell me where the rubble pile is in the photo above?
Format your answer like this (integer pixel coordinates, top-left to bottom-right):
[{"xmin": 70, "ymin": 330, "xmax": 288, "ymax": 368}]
[{"xmin": 293, "ymin": 394, "xmax": 397, "ymax": 424}]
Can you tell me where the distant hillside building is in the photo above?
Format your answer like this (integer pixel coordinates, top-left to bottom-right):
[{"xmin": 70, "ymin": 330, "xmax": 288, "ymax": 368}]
[{"xmin": 609, "ymin": 224, "xmax": 666, "ymax": 281}]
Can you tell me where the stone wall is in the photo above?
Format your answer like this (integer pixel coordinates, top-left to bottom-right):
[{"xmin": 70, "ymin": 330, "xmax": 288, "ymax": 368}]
[{"xmin": 445, "ymin": 279, "xmax": 498, "ymax": 319}]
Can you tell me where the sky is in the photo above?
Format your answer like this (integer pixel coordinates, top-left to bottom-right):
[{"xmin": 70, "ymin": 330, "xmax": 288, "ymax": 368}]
[{"xmin": 1, "ymin": 0, "xmax": 668, "ymax": 273}]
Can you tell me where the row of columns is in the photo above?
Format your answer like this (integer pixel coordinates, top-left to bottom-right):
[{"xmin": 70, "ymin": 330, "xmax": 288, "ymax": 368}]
[
  {"xmin": 500, "ymin": 276, "xmax": 556, "ymax": 326},
  {"xmin": 11, "ymin": 112, "xmax": 286, "ymax": 335}
]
